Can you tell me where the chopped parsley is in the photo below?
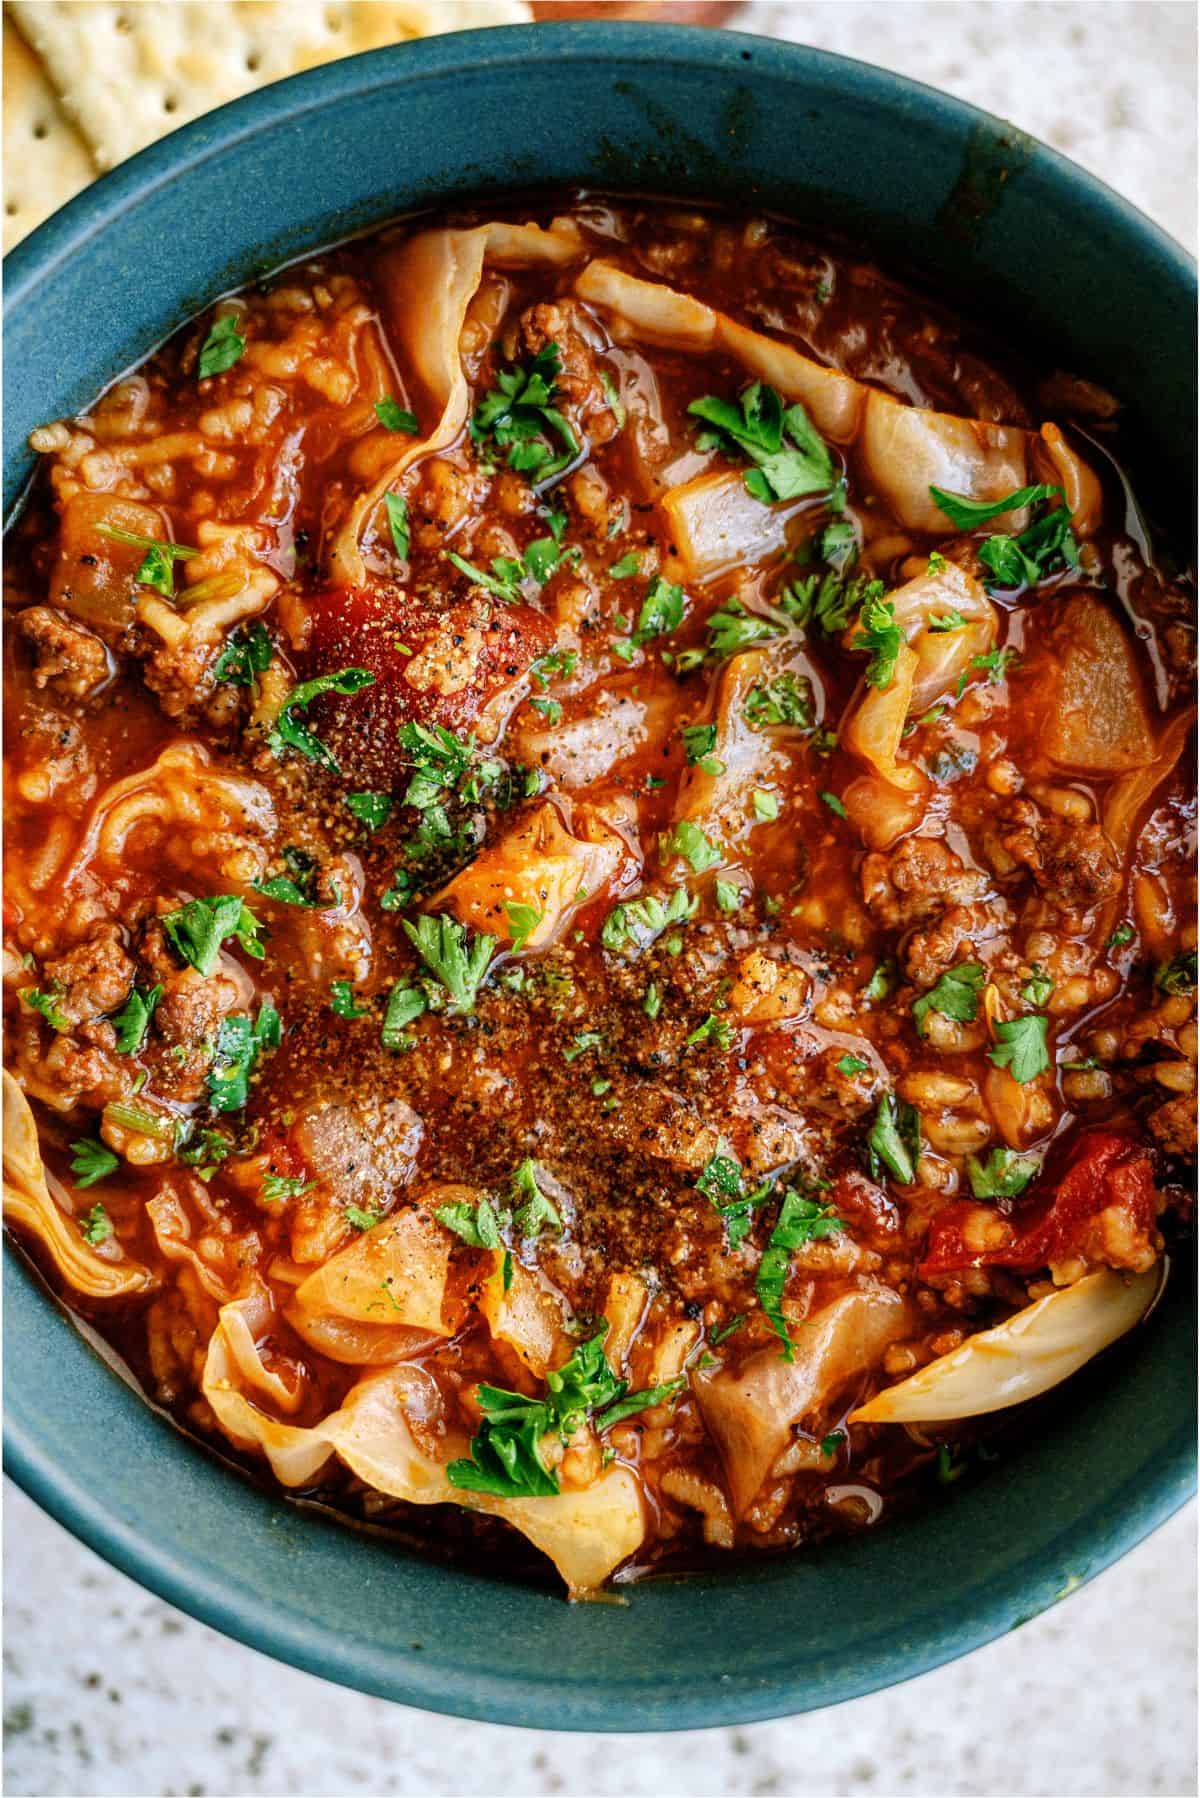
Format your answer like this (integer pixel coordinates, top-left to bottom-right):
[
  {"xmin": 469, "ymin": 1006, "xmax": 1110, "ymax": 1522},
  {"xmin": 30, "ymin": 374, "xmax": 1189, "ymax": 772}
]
[
  {"xmin": 511, "ymin": 1158, "xmax": 563, "ymax": 1238},
  {"xmin": 1155, "ymin": 951, "xmax": 1197, "ymax": 995},
  {"xmin": 504, "ymin": 902, "xmax": 544, "ymax": 950},
  {"xmin": 563, "ymin": 1030, "xmax": 603, "ymax": 1062},
  {"xmin": 266, "ymin": 667, "xmax": 375, "ymax": 774},
  {"xmin": 531, "ymin": 647, "xmax": 578, "ymax": 688},
  {"xmin": 928, "ymin": 609, "xmax": 966, "ymax": 633},
  {"xmin": 599, "ymin": 369, "xmax": 625, "ymax": 429},
  {"xmin": 817, "ymin": 517, "xmax": 857, "ymax": 571},
  {"xmin": 161, "ymin": 894, "xmax": 264, "ymax": 977},
  {"xmin": 446, "ymin": 1329, "xmax": 682, "ymax": 1498},
  {"xmin": 634, "ymin": 576, "xmax": 686, "ymax": 640},
  {"xmin": 852, "ymin": 594, "xmax": 903, "ymax": 690},
  {"xmin": 437, "ymin": 1194, "xmax": 509, "ymax": 1249},
  {"xmin": 253, "ymin": 845, "xmax": 326, "ymax": 908},
  {"xmin": 1021, "ymin": 964, "xmax": 1055, "ymax": 1007},
  {"xmin": 685, "ymin": 1013, "xmax": 734, "ymax": 1052},
  {"xmin": 927, "ymin": 483, "xmax": 1063, "ymax": 531},
  {"xmin": 70, "ymin": 1139, "xmax": 118, "ymax": 1190},
  {"xmin": 207, "ymin": 1001, "xmax": 280, "ymax": 1112},
  {"xmin": 752, "ymin": 788, "xmax": 780, "ymax": 822},
  {"xmin": 261, "ymin": 1173, "xmax": 314, "ymax": 1206},
  {"xmin": 988, "ymin": 1013, "xmax": 1051, "ymax": 1084},
  {"xmin": 330, "ymin": 980, "xmax": 370, "ymax": 1019},
  {"xmin": 469, "ymin": 342, "xmax": 580, "ymax": 485},
  {"xmin": 1106, "ymin": 922, "xmax": 1135, "ymax": 951},
  {"xmin": 867, "ymin": 1093, "xmax": 916, "ymax": 1185},
  {"xmin": 608, "ymin": 551, "xmax": 642, "ymax": 579},
  {"xmin": 213, "ymin": 620, "xmax": 273, "ymax": 686},
  {"xmin": 780, "ymin": 569, "xmax": 882, "ymax": 635},
  {"xmin": 819, "ymin": 790, "xmax": 847, "ymax": 819},
  {"xmin": 912, "ymin": 963, "xmax": 985, "ymax": 1036},
  {"xmin": 80, "ymin": 1200, "xmax": 114, "ymax": 1242},
  {"xmin": 661, "ymin": 820, "xmax": 723, "ymax": 874},
  {"xmin": 744, "ymin": 671, "xmax": 813, "ymax": 730},
  {"xmin": 110, "ymin": 984, "xmax": 163, "ymax": 1054},
  {"xmin": 95, "ymin": 522, "xmax": 198, "ymax": 599},
  {"xmin": 22, "ymin": 986, "xmax": 69, "ymax": 1032},
  {"xmin": 863, "ymin": 960, "xmax": 894, "ymax": 1004},
  {"xmin": 601, "ymin": 886, "xmax": 696, "ymax": 954},
  {"xmin": 381, "ymin": 982, "xmax": 427, "ymax": 1050},
  {"xmin": 714, "ymin": 877, "xmax": 743, "ymax": 914},
  {"xmin": 345, "ymin": 791, "xmax": 394, "ymax": 831},
  {"xmin": 401, "ymin": 913, "xmax": 495, "ymax": 1013},
  {"xmin": 375, "ymin": 398, "xmax": 419, "ymax": 433},
  {"xmin": 383, "ymin": 491, "xmax": 409, "ymax": 560},
  {"xmin": 757, "ymin": 1186, "xmax": 845, "ymax": 1360},
  {"xmin": 682, "ymin": 722, "xmax": 722, "ymax": 772},
  {"xmin": 345, "ymin": 1204, "xmax": 384, "ymax": 1232},
  {"xmin": 929, "ymin": 482, "xmax": 1078, "ymax": 591},
  {"xmin": 959, "ymin": 646, "xmax": 1019, "ymax": 694},
  {"xmin": 175, "ymin": 1125, "xmax": 235, "ymax": 1179},
  {"xmin": 967, "ymin": 1148, "xmax": 1042, "ymax": 1200},
  {"xmin": 689, "ymin": 382, "xmax": 836, "ymax": 502},
  {"xmin": 696, "ymin": 1146, "xmax": 773, "ymax": 1247},
  {"xmin": 197, "ymin": 313, "xmax": 246, "ymax": 379},
  {"xmin": 836, "ymin": 1053, "xmax": 870, "ymax": 1076}
]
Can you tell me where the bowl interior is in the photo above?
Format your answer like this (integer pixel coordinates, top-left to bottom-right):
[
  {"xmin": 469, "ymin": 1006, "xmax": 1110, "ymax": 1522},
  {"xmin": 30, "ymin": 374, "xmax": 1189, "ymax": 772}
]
[{"xmin": 4, "ymin": 22, "xmax": 1196, "ymax": 1730}]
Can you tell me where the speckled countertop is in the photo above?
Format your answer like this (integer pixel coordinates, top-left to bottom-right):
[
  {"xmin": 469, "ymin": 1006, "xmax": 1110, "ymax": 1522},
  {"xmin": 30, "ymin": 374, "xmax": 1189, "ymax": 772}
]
[{"xmin": 4, "ymin": 5, "xmax": 1195, "ymax": 1795}]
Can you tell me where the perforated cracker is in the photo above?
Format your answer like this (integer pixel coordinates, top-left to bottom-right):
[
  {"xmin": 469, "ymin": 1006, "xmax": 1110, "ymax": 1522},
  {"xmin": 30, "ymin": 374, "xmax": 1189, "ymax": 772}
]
[
  {"xmin": 9, "ymin": 1, "xmax": 531, "ymax": 171},
  {"xmin": 3, "ymin": 15, "xmax": 96, "ymax": 250}
]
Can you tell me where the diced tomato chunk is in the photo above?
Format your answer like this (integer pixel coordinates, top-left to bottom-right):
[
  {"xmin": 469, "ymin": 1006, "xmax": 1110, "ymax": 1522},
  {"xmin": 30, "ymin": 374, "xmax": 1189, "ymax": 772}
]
[
  {"xmin": 304, "ymin": 582, "xmax": 553, "ymax": 785},
  {"xmin": 920, "ymin": 1132, "xmax": 1158, "ymax": 1277}
]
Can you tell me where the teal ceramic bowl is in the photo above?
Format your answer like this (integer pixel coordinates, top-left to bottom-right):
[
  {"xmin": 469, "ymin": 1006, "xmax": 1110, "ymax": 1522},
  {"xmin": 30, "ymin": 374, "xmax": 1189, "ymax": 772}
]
[{"xmin": 4, "ymin": 22, "xmax": 1195, "ymax": 1730}]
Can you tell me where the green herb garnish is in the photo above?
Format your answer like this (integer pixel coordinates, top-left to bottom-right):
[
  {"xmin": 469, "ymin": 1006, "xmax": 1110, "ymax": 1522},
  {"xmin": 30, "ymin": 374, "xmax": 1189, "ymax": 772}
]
[
  {"xmin": 689, "ymin": 382, "xmax": 835, "ymax": 502},
  {"xmin": 161, "ymin": 895, "xmax": 264, "ymax": 977},
  {"xmin": 988, "ymin": 1013, "xmax": 1051, "ymax": 1084},
  {"xmin": 757, "ymin": 1186, "xmax": 845, "ymax": 1359},
  {"xmin": 70, "ymin": 1140, "xmax": 118, "ymax": 1190},
  {"xmin": 213, "ymin": 620, "xmax": 273, "ymax": 686},
  {"xmin": 110, "ymin": 984, "xmax": 163, "ymax": 1054},
  {"xmin": 912, "ymin": 963, "xmax": 985, "ymax": 1036},
  {"xmin": 401, "ymin": 913, "xmax": 495, "ymax": 1013},
  {"xmin": 198, "ymin": 313, "xmax": 246, "ymax": 379},
  {"xmin": 266, "ymin": 667, "xmax": 375, "ymax": 774},
  {"xmin": 967, "ymin": 1148, "xmax": 1042, "ymax": 1199},
  {"xmin": 375, "ymin": 398, "xmax": 419, "ymax": 433}
]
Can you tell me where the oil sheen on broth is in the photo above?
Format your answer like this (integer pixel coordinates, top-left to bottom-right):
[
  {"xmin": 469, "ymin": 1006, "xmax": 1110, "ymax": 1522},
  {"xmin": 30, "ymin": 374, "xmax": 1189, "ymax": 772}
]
[{"xmin": 4, "ymin": 195, "xmax": 1195, "ymax": 1597}]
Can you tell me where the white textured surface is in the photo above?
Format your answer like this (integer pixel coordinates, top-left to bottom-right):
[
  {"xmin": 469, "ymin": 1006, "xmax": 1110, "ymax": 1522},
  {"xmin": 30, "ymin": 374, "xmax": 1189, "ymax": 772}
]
[
  {"xmin": 4, "ymin": 5, "xmax": 1196, "ymax": 1795},
  {"xmin": 4, "ymin": 1487, "xmax": 1195, "ymax": 1797},
  {"xmin": 750, "ymin": 0, "xmax": 1197, "ymax": 254}
]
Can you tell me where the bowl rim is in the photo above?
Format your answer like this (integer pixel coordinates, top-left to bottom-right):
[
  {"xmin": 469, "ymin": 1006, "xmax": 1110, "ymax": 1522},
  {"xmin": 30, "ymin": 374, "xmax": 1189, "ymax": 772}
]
[{"xmin": 4, "ymin": 18, "xmax": 1196, "ymax": 1730}]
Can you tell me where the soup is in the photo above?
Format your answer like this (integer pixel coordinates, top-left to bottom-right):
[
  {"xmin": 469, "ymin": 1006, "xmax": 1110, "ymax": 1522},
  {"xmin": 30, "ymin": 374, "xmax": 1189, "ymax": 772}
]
[{"xmin": 4, "ymin": 195, "xmax": 1194, "ymax": 1595}]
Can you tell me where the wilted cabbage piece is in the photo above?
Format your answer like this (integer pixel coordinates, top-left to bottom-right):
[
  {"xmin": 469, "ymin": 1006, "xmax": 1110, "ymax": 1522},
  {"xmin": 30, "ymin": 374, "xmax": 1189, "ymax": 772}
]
[
  {"xmin": 3, "ymin": 1071, "xmax": 149, "ymax": 1299},
  {"xmin": 841, "ymin": 561, "xmax": 997, "ymax": 794},
  {"xmin": 660, "ymin": 469, "xmax": 798, "ymax": 581},
  {"xmin": 674, "ymin": 646, "xmax": 791, "ymax": 843},
  {"xmin": 695, "ymin": 1286, "xmax": 909, "ymax": 1514},
  {"xmin": 434, "ymin": 797, "xmax": 636, "ymax": 947},
  {"xmin": 576, "ymin": 260, "xmax": 1035, "ymax": 527},
  {"xmin": 850, "ymin": 1268, "xmax": 1159, "ymax": 1423},
  {"xmin": 1104, "ymin": 707, "xmax": 1195, "ymax": 858},
  {"xmin": 858, "ymin": 394, "xmax": 1028, "ymax": 533},
  {"xmin": 202, "ymin": 1297, "xmax": 644, "ymax": 1594},
  {"xmin": 329, "ymin": 219, "xmax": 584, "ymax": 585},
  {"xmin": 1038, "ymin": 592, "xmax": 1155, "ymax": 774},
  {"xmin": 291, "ymin": 1201, "xmax": 453, "ymax": 1334}
]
